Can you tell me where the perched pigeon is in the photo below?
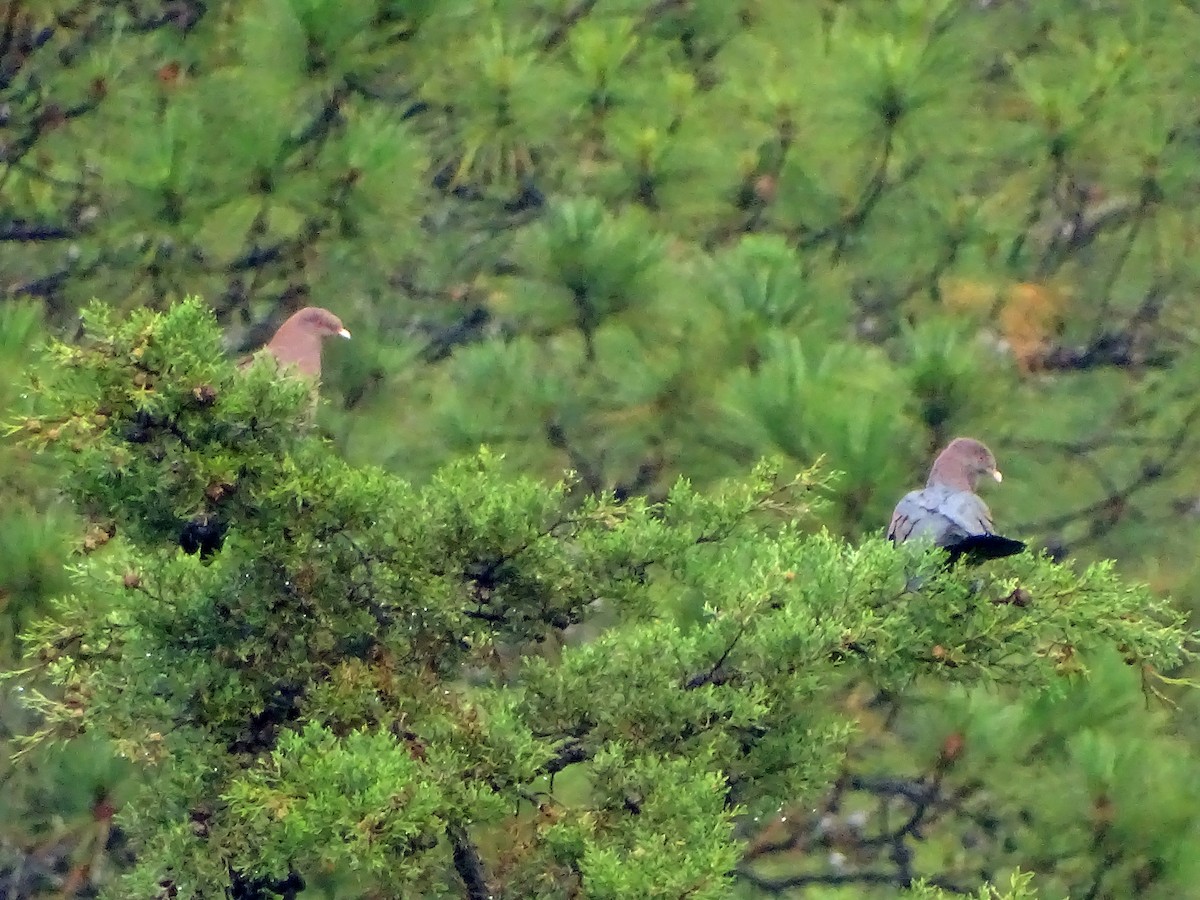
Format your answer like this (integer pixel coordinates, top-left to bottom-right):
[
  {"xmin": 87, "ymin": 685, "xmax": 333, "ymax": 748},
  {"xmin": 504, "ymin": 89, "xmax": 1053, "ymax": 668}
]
[
  {"xmin": 242, "ymin": 306, "xmax": 351, "ymax": 381},
  {"xmin": 888, "ymin": 437, "xmax": 1025, "ymax": 564}
]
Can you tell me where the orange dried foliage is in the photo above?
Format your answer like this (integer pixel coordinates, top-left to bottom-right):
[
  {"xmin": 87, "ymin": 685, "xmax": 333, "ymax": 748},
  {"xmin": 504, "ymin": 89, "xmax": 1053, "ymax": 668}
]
[
  {"xmin": 1001, "ymin": 281, "xmax": 1066, "ymax": 373},
  {"xmin": 938, "ymin": 277, "xmax": 1067, "ymax": 374}
]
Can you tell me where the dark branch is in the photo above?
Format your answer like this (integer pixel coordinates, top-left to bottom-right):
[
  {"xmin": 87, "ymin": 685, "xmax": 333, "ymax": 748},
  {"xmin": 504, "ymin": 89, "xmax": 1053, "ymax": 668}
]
[
  {"xmin": 545, "ymin": 420, "xmax": 605, "ymax": 496},
  {"xmin": 542, "ymin": 0, "xmax": 598, "ymax": 51},
  {"xmin": 542, "ymin": 739, "xmax": 590, "ymax": 777},
  {"xmin": 685, "ymin": 622, "xmax": 748, "ymax": 689},
  {"xmin": 448, "ymin": 822, "xmax": 492, "ymax": 900},
  {"xmin": 0, "ymin": 219, "xmax": 75, "ymax": 241}
]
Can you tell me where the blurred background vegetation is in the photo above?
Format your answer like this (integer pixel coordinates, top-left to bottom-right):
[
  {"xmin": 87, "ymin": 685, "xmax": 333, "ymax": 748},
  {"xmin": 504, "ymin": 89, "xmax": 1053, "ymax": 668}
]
[{"xmin": 3, "ymin": 0, "xmax": 1200, "ymax": 896}]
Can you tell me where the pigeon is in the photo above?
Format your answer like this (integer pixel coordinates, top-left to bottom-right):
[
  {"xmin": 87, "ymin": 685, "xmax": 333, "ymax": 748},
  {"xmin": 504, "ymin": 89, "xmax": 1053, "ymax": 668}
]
[
  {"xmin": 888, "ymin": 437, "xmax": 1025, "ymax": 564},
  {"xmin": 242, "ymin": 307, "xmax": 351, "ymax": 381}
]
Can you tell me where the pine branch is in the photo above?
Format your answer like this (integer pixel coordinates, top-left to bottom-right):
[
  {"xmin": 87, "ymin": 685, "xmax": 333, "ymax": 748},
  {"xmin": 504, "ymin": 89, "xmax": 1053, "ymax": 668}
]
[
  {"xmin": 542, "ymin": 739, "xmax": 590, "ymax": 777},
  {"xmin": 448, "ymin": 822, "xmax": 492, "ymax": 900},
  {"xmin": 1016, "ymin": 395, "xmax": 1200, "ymax": 538},
  {"xmin": 542, "ymin": 0, "xmax": 597, "ymax": 51},
  {"xmin": 545, "ymin": 420, "xmax": 605, "ymax": 496},
  {"xmin": 0, "ymin": 218, "xmax": 74, "ymax": 241}
]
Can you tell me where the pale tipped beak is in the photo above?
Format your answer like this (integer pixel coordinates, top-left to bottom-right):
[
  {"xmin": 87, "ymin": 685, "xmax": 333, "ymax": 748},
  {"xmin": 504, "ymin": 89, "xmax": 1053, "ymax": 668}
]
[
  {"xmin": 992, "ymin": 469, "xmax": 1003, "ymax": 483},
  {"xmin": 338, "ymin": 328, "xmax": 351, "ymax": 339}
]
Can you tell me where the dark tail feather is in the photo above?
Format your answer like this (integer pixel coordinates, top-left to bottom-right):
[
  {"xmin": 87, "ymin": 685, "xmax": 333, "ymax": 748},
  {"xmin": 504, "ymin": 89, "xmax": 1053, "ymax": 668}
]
[{"xmin": 944, "ymin": 533, "xmax": 1026, "ymax": 567}]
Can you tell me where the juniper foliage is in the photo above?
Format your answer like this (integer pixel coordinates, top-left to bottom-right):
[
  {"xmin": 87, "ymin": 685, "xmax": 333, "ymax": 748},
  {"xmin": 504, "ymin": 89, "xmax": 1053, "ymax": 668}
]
[{"xmin": 9, "ymin": 301, "xmax": 1189, "ymax": 899}]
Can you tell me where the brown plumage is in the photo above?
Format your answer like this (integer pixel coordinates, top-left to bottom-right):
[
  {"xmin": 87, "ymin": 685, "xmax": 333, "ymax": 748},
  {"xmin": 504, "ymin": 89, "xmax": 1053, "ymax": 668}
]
[
  {"xmin": 888, "ymin": 437, "xmax": 1024, "ymax": 564},
  {"xmin": 926, "ymin": 437, "xmax": 1002, "ymax": 493},
  {"xmin": 242, "ymin": 307, "xmax": 350, "ymax": 381}
]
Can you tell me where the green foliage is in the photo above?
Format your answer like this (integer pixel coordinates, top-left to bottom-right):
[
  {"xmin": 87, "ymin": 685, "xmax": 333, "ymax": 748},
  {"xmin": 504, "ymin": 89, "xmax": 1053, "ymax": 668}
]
[
  {"xmin": 900, "ymin": 317, "xmax": 998, "ymax": 442},
  {"xmin": 911, "ymin": 872, "xmax": 1041, "ymax": 900},
  {"xmin": 0, "ymin": 303, "xmax": 113, "ymax": 898},
  {"xmin": 6, "ymin": 1, "xmax": 1200, "ymax": 897},
  {"xmin": 726, "ymin": 336, "xmax": 920, "ymax": 532},
  {"xmin": 899, "ymin": 651, "xmax": 1200, "ymax": 897},
  {"xmin": 9, "ymin": 301, "xmax": 1192, "ymax": 898},
  {"xmin": 221, "ymin": 723, "xmax": 451, "ymax": 884},
  {"xmin": 564, "ymin": 751, "xmax": 740, "ymax": 899},
  {"xmin": 8, "ymin": 0, "xmax": 1200, "ymax": 583},
  {"xmin": 0, "ymin": 303, "xmax": 73, "ymax": 646}
]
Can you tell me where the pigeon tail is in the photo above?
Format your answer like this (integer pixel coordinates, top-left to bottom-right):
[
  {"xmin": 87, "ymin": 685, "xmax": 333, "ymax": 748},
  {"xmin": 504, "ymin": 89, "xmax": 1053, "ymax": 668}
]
[{"xmin": 943, "ymin": 533, "xmax": 1026, "ymax": 567}]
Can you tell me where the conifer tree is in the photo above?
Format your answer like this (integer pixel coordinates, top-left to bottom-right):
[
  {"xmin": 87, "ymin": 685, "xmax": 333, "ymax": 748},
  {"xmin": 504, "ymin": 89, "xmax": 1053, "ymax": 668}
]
[
  {"xmin": 4, "ymin": 1, "xmax": 1198, "ymax": 581},
  {"xmin": 4, "ymin": 1, "xmax": 1200, "ymax": 896},
  {"xmin": 7, "ymin": 300, "xmax": 1191, "ymax": 898}
]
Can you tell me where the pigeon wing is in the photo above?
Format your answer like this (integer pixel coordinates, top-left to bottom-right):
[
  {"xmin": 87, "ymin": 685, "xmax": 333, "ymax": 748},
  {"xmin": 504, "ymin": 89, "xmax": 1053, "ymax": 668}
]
[
  {"xmin": 887, "ymin": 489, "xmax": 927, "ymax": 543},
  {"xmin": 936, "ymin": 488, "xmax": 995, "ymax": 538},
  {"xmin": 888, "ymin": 485, "xmax": 994, "ymax": 547}
]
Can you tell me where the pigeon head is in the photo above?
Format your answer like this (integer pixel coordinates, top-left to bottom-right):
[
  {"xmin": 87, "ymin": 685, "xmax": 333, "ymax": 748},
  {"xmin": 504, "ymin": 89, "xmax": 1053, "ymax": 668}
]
[
  {"xmin": 928, "ymin": 437, "xmax": 1002, "ymax": 492},
  {"xmin": 262, "ymin": 307, "xmax": 351, "ymax": 380},
  {"xmin": 292, "ymin": 307, "xmax": 351, "ymax": 340}
]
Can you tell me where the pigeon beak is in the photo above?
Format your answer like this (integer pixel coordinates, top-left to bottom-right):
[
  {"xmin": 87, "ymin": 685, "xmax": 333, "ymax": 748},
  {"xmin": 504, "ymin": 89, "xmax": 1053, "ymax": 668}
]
[
  {"xmin": 338, "ymin": 328, "xmax": 351, "ymax": 339},
  {"xmin": 992, "ymin": 469, "xmax": 1003, "ymax": 483}
]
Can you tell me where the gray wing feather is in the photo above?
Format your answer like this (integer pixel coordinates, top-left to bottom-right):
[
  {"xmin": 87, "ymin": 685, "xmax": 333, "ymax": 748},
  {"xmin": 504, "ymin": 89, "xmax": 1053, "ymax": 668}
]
[
  {"xmin": 886, "ymin": 490, "xmax": 924, "ymax": 543},
  {"xmin": 887, "ymin": 484, "xmax": 995, "ymax": 547},
  {"xmin": 938, "ymin": 489, "xmax": 994, "ymax": 536}
]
